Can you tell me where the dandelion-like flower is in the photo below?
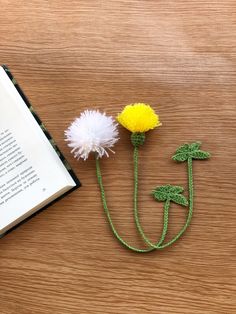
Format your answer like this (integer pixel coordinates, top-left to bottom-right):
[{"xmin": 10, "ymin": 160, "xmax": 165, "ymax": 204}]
[
  {"xmin": 117, "ymin": 103, "xmax": 161, "ymax": 133},
  {"xmin": 64, "ymin": 104, "xmax": 211, "ymax": 253},
  {"xmin": 65, "ymin": 110, "xmax": 119, "ymax": 160}
]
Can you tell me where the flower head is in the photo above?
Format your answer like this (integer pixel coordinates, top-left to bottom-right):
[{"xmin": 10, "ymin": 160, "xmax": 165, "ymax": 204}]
[
  {"xmin": 65, "ymin": 110, "xmax": 119, "ymax": 160},
  {"xmin": 117, "ymin": 103, "xmax": 161, "ymax": 133}
]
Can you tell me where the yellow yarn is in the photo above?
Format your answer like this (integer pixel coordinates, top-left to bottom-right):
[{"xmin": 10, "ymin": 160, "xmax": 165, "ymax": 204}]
[{"xmin": 117, "ymin": 103, "xmax": 161, "ymax": 133}]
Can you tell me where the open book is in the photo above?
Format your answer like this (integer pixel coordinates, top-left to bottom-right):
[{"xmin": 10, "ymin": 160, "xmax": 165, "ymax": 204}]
[{"xmin": 0, "ymin": 66, "xmax": 80, "ymax": 237}]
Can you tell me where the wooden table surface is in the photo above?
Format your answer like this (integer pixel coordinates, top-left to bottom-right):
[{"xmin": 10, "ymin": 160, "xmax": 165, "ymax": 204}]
[{"xmin": 0, "ymin": 1, "xmax": 235, "ymax": 313}]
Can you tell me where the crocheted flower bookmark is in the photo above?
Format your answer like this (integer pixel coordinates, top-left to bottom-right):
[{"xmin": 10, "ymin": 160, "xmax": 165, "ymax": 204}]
[{"xmin": 65, "ymin": 104, "xmax": 211, "ymax": 253}]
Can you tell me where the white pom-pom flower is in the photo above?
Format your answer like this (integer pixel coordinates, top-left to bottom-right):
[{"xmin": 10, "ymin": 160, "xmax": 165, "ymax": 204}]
[{"xmin": 65, "ymin": 110, "xmax": 119, "ymax": 160}]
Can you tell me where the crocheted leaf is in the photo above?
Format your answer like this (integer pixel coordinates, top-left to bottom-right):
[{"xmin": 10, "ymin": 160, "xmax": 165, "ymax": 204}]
[
  {"xmin": 152, "ymin": 185, "xmax": 188, "ymax": 207},
  {"xmin": 156, "ymin": 185, "xmax": 172, "ymax": 193},
  {"xmin": 191, "ymin": 150, "xmax": 211, "ymax": 160},
  {"xmin": 175, "ymin": 143, "xmax": 191, "ymax": 154},
  {"xmin": 170, "ymin": 194, "xmax": 188, "ymax": 207},
  {"xmin": 169, "ymin": 186, "xmax": 184, "ymax": 194},
  {"xmin": 189, "ymin": 142, "xmax": 201, "ymax": 151},
  {"xmin": 172, "ymin": 152, "xmax": 189, "ymax": 162},
  {"xmin": 152, "ymin": 185, "xmax": 170, "ymax": 201},
  {"xmin": 172, "ymin": 142, "xmax": 210, "ymax": 162},
  {"xmin": 152, "ymin": 189, "xmax": 167, "ymax": 201}
]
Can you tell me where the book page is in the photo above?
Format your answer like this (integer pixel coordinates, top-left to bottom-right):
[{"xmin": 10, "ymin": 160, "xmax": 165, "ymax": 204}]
[
  {"xmin": 0, "ymin": 129, "xmax": 43, "ymax": 204},
  {"xmin": 0, "ymin": 67, "xmax": 76, "ymax": 232}
]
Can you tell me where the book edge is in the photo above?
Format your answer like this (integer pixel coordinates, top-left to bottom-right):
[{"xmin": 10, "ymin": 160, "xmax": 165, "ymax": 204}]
[{"xmin": 0, "ymin": 184, "xmax": 78, "ymax": 238}]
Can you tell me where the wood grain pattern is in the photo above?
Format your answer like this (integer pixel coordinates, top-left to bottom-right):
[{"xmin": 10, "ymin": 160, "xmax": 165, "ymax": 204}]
[{"xmin": 0, "ymin": 1, "xmax": 235, "ymax": 313}]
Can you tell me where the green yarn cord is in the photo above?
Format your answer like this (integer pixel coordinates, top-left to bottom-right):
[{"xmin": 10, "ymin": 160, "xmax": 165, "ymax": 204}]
[
  {"xmin": 95, "ymin": 155, "xmax": 170, "ymax": 252},
  {"xmin": 159, "ymin": 157, "xmax": 193, "ymax": 248},
  {"xmin": 95, "ymin": 157, "xmax": 155, "ymax": 252},
  {"xmin": 133, "ymin": 146, "xmax": 169, "ymax": 248},
  {"xmin": 133, "ymin": 146, "xmax": 194, "ymax": 249},
  {"xmin": 95, "ymin": 140, "xmax": 210, "ymax": 253}
]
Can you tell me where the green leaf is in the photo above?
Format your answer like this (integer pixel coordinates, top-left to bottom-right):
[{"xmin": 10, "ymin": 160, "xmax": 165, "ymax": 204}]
[
  {"xmin": 152, "ymin": 185, "xmax": 188, "ymax": 207},
  {"xmin": 172, "ymin": 142, "xmax": 210, "ymax": 162},
  {"xmin": 152, "ymin": 190, "xmax": 167, "ymax": 201},
  {"xmin": 172, "ymin": 152, "xmax": 189, "ymax": 162},
  {"xmin": 152, "ymin": 185, "xmax": 170, "ymax": 201},
  {"xmin": 189, "ymin": 142, "xmax": 201, "ymax": 151},
  {"xmin": 170, "ymin": 194, "xmax": 188, "ymax": 207},
  {"xmin": 156, "ymin": 185, "xmax": 169, "ymax": 193},
  {"xmin": 169, "ymin": 186, "xmax": 184, "ymax": 194},
  {"xmin": 191, "ymin": 150, "xmax": 211, "ymax": 160},
  {"xmin": 175, "ymin": 143, "xmax": 190, "ymax": 154}
]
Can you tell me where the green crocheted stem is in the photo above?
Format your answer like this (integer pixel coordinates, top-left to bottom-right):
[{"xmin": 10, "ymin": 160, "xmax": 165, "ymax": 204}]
[
  {"xmin": 158, "ymin": 157, "xmax": 193, "ymax": 249},
  {"xmin": 133, "ymin": 146, "xmax": 194, "ymax": 249},
  {"xmin": 95, "ymin": 156, "xmax": 155, "ymax": 253},
  {"xmin": 133, "ymin": 146, "xmax": 169, "ymax": 248}
]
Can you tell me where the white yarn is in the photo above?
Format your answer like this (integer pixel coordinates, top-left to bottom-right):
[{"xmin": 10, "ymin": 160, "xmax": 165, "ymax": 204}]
[{"xmin": 65, "ymin": 110, "xmax": 119, "ymax": 160}]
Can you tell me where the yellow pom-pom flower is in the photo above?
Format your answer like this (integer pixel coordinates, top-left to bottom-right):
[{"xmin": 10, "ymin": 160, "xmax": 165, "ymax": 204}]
[{"xmin": 117, "ymin": 103, "xmax": 161, "ymax": 133}]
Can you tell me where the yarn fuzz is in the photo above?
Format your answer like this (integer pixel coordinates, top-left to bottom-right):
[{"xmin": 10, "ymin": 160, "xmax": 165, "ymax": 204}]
[
  {"xmin": 117, "ymin": 103, "xmax": 161, "ymax": 133},
  {"xmin": 65, "ymin": 110, "xmax": 119, "ymax": 160}
]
